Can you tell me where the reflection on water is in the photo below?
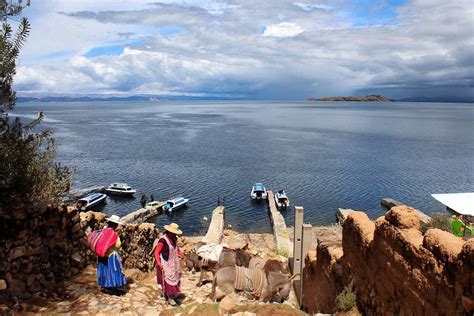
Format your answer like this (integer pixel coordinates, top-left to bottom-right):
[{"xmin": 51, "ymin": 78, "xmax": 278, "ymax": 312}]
[{"xmin": 11, "ymin": 101, "xmax": 474, "ymax": 235}]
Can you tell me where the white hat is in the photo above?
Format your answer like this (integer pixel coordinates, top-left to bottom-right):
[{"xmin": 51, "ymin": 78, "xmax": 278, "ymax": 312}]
[
  {"xmin": 164, "ymin": 223, "xmax": 182, "ymax": 235},
  {"xmin": 107, "ymin": 215, "xmax": 122, "ymax": 225}
]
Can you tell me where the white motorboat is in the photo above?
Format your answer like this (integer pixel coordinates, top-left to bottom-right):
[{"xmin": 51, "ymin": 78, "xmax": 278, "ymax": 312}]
[
  {"xmin": 162, "ymin": 196, "xmax": 189, "ymax": 212},
  {"xmin": 251, "ymin": 183, "xmax": 267, "ymax": 200},
  {"xmin": 77, "ymin": 193, "xmax": 107, "ymax": 210},
  {"xmin": 105, "ymin": 183, "xmax": 136, "ymax": 196},
  {"xmin": 275, "ymin": 190, "xmax": 290, "ymax": 210},
  {"xmin": 146, "ymin": 201, "xmax": 162, "ymax": 210}
]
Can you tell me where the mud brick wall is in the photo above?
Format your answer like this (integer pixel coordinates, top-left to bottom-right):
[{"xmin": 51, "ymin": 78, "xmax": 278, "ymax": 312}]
[{"xmin": 303, "ymin": 205, "xmax": 473, "ymax": 314}]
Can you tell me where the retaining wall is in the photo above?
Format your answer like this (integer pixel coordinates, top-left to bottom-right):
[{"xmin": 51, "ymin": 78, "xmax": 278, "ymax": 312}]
[{"xmin": 302, "ymin": 205, "xmax": 473, "ymax": 314}]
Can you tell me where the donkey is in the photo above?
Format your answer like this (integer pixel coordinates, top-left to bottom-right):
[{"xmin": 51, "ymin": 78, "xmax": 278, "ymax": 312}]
[
  {"xmin": 249, "ymin": 257, "xmax": 287, "ymax": 274},
  {"xmin": 209, "ymin": 266, "xmax": 295, "ymax": 303},
  {"xmin": 185, "ymin": 243, "xmax": 251, "ymax": 286}
]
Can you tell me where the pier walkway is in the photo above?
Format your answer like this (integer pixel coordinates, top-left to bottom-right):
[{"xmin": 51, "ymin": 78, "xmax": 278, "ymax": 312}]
[
  {"xmin": 267, "ymin": 191, "xmax": 293, "ymax": 256},
  {"xmin": 121, "ymin": 201, "xmax": 166, "ymax": 224},
  {"xmin": 201, "ymin": 206, "xmax": 225, "ymax": 244}
]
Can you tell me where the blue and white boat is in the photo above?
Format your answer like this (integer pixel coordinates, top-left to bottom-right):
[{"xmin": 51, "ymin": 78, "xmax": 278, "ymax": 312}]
[
  {"xmin": 275, "ymin": 190, "xmax": 290, "ymax": 210},
  {"xmin": 105, "ymin": 183, "xmax": 136, "ymax": 196},
  {"xmin": 162, "ymin": 196, "xmax": 189, "ymax": 212},
  {"xmin": 251, "ymin": 183, "xmax": 267, "ymax": 200},
  {"xmin": 77, "ymin": 193, "xmax": 107, "ymax": 210}
]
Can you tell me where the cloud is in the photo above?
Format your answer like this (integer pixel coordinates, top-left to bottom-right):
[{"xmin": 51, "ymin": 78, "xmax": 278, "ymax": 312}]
[
  {"xmin": 262, "ymin": 22, "xmax": 304, "ymax": 38},
  {"xmin": 13, "ymin": 0, "xmax": 474, "ymax": 99}
]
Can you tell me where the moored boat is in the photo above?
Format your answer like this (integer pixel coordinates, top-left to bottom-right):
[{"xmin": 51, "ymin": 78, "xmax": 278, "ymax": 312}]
[
  {"xmin": 251, "ymin": 183, "xmax": 267, "ymax": 200},
  {"xmin": 162, "ymin": 196, "xmax": 189, "ymax": 212},
  {"xmin": 105, "ymin": 183, "xmax": 136, "ymax": 196},
  {"xmin": 275, "ymin": 190, "xmax": 290, "ymax": 210},
  {"xmin": 77, "ymin": 193, "xmax": 107, "ymax": 210}
]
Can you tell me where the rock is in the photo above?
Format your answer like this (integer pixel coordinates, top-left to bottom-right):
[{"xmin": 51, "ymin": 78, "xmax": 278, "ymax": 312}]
[
  {"xmin": 8, "ymin": 278, "xmax": 26, "ymax": 297},
  {"xmin": 188, "ymin": 305, "xmax": 197, "ymax": 314},
  {"xmin": 219, "ymin": 295, "xmax": 236, "ymax": 315},
  {"xmin": 385, "ymin": 205, "xmax": 420, "ymax": 229},
  {"xmin": 0, "ymin": 279, "xmax": 7, "ymax": 290},
  {"xmin": 13, "ymin": 209, "xmax": 27, "ymax": 220},
  {"xmin": 71, "ymin": 252, "xmax": 83, "ymax": 264},
  {"xmin": 9, "ymin": 246, "xmax": 27, "ymax": 260},
  {"xmin": 423, "ymin": 229, "xmax": 464, "ymax": 263},
  {"xmin": 72, "ymin": 223, "xmax": 82, "ymax": 233}
]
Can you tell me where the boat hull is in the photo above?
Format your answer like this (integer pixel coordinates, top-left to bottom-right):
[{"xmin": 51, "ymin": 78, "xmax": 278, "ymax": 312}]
[
  {"xmin": 105, "ymin": 188, "xmax": 136, "ymax": 196},
  {"xmin": 80, "ymin": 194, "xmax": 107, "ymax": 211}
]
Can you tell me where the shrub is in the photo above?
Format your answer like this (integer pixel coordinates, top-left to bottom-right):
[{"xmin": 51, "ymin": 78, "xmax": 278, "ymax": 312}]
[
  {"xmin": 420, "ymin": 212, "xmax": 452, "ymax": 234},
  {"xmin": 335, "ymin": 281, "xmax": 357, "ymax": 312},
  {"xmin": 0, "ymin": 12, "xmax": 71, "ymax": 219}
]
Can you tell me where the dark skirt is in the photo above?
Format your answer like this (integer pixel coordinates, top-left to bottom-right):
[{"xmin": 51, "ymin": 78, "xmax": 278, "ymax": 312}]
[
  {"xmin": 97, "ymin": 252, "xmax": 127, "ymax": 288},
  {"xmin": 156, "ymin": 267, "xmax": 180, "ymax": 298}
]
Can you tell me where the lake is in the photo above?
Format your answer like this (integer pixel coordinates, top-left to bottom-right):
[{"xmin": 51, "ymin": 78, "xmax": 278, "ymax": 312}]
[{"xmin": 12, "ymin": 101, "xmax": 474, "ymax": 235}]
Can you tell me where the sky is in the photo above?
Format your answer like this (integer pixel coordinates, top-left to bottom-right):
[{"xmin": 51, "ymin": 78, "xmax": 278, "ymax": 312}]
[{"xmin": 11, "ymin": 0, "xmax": 474, "ymax": 99}]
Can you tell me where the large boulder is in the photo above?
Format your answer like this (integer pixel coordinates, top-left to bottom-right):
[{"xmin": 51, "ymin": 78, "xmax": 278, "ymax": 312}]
[
  {"xmin": 385, "ymin": 205, "xmax": 420, "ymax": 229},
  {"xmin": 423, "ymin": 229, "xmax": 464, "ymax": 264}
]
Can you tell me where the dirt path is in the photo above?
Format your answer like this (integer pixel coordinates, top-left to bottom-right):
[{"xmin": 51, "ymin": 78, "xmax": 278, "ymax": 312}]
[{"xmin": 5, "ymin": 230, "xmax": 302, "ymax": 315}]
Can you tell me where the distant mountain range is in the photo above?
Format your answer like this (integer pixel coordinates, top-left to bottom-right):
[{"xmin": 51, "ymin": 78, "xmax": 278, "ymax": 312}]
[
  {"xmin": 16, "ymin": 94, "xmax": 232, "ymax": 103},
  {"xmin": 307, "ymin": 95, "xmax": 391, "ymax": 102},
  {"xmin": 15, "ymin": 94, "xmax": 474, "ymax": 103}
]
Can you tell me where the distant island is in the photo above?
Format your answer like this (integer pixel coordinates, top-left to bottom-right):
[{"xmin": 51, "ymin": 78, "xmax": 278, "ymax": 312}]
[{"xmin": 306, "ymin": 95, "xmax": 391, "ymax": 102}]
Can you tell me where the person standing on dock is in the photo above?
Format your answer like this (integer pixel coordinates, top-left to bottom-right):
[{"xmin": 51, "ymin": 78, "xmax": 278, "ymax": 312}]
[
  {"xmin": 150, "ymin": 194, "xmax": 154, "ymax": 202},
  {"xmin": 154, "ymin": 223, "xmax": 185, "ymax": 306},
  {"xmin": 140, "ymin": 194, "xmax": 147, "ymax": 208}
]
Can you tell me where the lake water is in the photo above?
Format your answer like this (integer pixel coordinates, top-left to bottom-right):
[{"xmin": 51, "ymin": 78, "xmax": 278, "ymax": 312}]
[{"xmin": 12, "ymin": 101, "xmax": 474, "ymax": 235}]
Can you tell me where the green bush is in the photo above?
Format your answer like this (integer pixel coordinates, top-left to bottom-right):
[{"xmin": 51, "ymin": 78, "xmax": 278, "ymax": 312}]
[
  {"xmin": 335, "ymin": 281, "xmax": 357, "ymax": 312},
  {"xmin": 0, "ymin": 14, "xmax": 71, "ymax": 217}
]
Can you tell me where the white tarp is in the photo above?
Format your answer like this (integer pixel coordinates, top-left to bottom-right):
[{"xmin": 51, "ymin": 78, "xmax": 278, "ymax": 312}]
[{"xmin": 431, "ymin": 193, "xmax": 474, "ymax": 216}]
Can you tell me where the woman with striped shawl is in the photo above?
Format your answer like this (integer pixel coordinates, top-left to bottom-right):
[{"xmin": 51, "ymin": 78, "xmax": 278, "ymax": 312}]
[{"xmin": 154, "ymin": 223, "xmax": 185, "ymax": 306}]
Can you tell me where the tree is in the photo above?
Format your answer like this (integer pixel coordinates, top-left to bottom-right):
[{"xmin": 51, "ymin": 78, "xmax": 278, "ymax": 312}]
[{"xmin": 0, "ymin": 1, "xmax": 71, "ymax": 219}]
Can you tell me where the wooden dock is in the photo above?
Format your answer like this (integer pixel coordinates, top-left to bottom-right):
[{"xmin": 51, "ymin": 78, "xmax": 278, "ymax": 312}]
[
  {"xmin": 121, "ymin": 201, "xmax": 166, "ymax": 224},
  {"xmin": 267, "ymin": 191, "xmax": 293, "ymax": 256},
  {"xmin": 201, "ymin": 206, "xmax": 225, "ymax": 245},
  {"xmin": 381, "ymin": 197, "xmax": 431, "ymax": 224}
]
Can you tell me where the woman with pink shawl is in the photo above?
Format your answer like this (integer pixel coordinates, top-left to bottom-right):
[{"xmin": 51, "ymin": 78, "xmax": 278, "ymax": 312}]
[{"xmin": 154, "ymin": 223, "xmax": 185, "ymax": 306}]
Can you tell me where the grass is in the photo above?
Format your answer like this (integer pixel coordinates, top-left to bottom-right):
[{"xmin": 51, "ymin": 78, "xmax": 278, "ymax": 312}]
[
  {"xmin": 335, "ymin": 281, "xmax": 357, "ymax": 313},
  {"xmin": 420, "ymin": 212, "xmax": 452, "ymax": 234},
  {"xmin": 274, "ymin": 248, "xmax": 290, "ymax": 258}
]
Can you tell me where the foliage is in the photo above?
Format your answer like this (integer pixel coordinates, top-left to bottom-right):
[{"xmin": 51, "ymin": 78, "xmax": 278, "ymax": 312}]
[
  {"xmin": 0, "ymin": 0, "xmax": 31, "ymax": 20},
  {"xmin": 420, "ymin": 212, "xmax": 452, "ymax": 234},
  {"xmin": 335, "ymin": 281, "xmax": 357, "ymax": 312},
  {"xmin": 0, "ymin": 2, "xmax": 71, "ymax": 214},
  {"xmin": 273, "ymin": 248, "xmax": 290, "ymax": 258}
]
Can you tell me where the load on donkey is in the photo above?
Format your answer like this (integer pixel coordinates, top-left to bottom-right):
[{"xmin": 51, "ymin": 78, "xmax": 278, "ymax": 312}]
[{"xmin": 185, "ymin": 240, "xmax": 294, "ymax": 303}]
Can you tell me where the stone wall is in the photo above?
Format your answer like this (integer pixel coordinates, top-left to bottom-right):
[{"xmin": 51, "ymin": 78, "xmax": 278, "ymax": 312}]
[
  {"xmin": 0, "ymin": 206, "xmax": 161, "ymax": 302},
  {"xmin": 0, "ymin": 205, "xmax": 90, "ymax": 300},
  {"xmin": 302, "ymin": 205, "xmax": 473, "ymax": 314}
]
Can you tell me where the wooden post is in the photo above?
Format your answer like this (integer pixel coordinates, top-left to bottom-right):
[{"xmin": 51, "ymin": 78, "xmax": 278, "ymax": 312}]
[
  {"xmin": 292, "ymin": 206, "xmax": 304, "ymax": 279},
  {"xmin": 300, "ymin": 223, "xmax": 313, "ymax": 307}
]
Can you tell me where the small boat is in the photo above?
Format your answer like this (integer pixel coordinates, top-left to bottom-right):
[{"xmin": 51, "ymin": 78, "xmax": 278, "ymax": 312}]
[
  {"xmin": 162, "ymin": 196, "xmax": 189, "ymax": 212},
  {"xmin": 77, "ymin": 193, "xmax": 107, "ymax": 211},
  {"xmin": 105, "ymin": 183, "xmax": 136, "ymax": 196},
  {"xmin": 275, "ymin": 190, "xmax": 290, "ymax": 210},
  {"xmin": 251, "ymin": 183, "xmax": 267, "ymax": 200}
]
